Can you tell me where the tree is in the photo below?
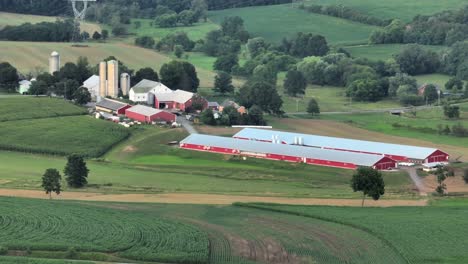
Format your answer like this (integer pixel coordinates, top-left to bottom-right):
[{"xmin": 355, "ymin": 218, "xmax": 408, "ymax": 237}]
[
  {"xmin": 395, "ymin": 45, "xmax": 440, "ymax": 75},
  {"xmin": 434, "ymin": 166, "xmax": 454, "ymax": 195},
  {"xmin": 0, "ymin": 62, "xmax": 19, "ymax": 93},
  {"xmin": 282, "ymin": 32, "xmax": 329, "ymax": 58},
  {"xmin": 155, "ymin": 13, "xmax": 178, "ymax": 27},
  {"xmin": 41, "ymin": 168, "xmax": 62, "ymax": 199},
  {"xmin": 445, "ymin": 77, "xmax": 464, "ymax": 90},
  {"xmin": 56, "ymin": 79, "xmax": 80, "ymax": 100},
  {"xmin": 112, "ymin": 23, "xmax": 127, "ymax": 36},
  {"xmin": 443, "ymin": 104, "xmax": 460, "ymax": 119},
  {"xmin": 29, "ymin": 80, "xmax": 48, "ymax": 96},
  {"xmin": 237, "ymin": 81, "xmax": 283, "ymax": 115},
  {"xmin": 246, "ymin": 37, "xmax": 268, "ymax": 58},
  {"xmin": 101, "ymin": 29, "xmax": 109, "ymax": 40},
  {"xmin": 92, "ymin": 31, "xmax": 101, "ymax": 40},
  {"xmin": 423, "ymin": 84, "xmax": 439, "ymax": 104},
  {"xmin": 160, "ymin": 60, "xmax": 199, "ymax": 92},
  {"xmin": 191, "ymin": 94, "xmax": 206, "ymax": 111},
  {"xmin": 135, "ymin": 36, "xmax": 155, "ymax": 48},
  {"xmin": 284, "ymin": 69, "xmax": 307, "ymax": 96},
  {"xmin": 221, "ymin": 16, "xmax": 249, "ymax": 42},
  {"xmin": 74, "ymin": 87, "xmax": 91, "ymax": 105},
  {"xmin": 214, "ymin": 71, "xmax": 234, "ymax": 94},
  {"xmin": 388, "ymin": 73, "xmax": 417, "ymax": 97},
  {"xmin": 200, "ymin": 108, "xmax": 216, "ymax": 125},
  {"xmin": 346, "ymin": 78, "xmax": 386, "ymax": 102},
  {"xmin": 191, "ymin": 0, "xmax": 208, "ymax": 21},
  {"xmin": 252, "ymin": 64, "xmax": 277, "ymax": 85},
  {"xmin": 214, "ymin": 54, "xmax": 239, "ymax": 73},
  {"xmin": 307, "ymin": 98, "xmax": 320, "ymax": 115},
  {"xmin": 178, "ymin": 10, "xmax": 196, "ymax": 26},
  {"xmin": 133, "ymin": 67, "xmax": 159, "ymax": 85},
  {"xmin": 174, "ymin": 45, "xmax": 184, "ymax": 58},
  {"xmin": 64, "ymin": 154, "xmax": 89, "ymax": 188},
  {"xmin": 247, "ymin": 105, "xmax": 265, "ymax": 125},
  {"xmin": 81, "ymin": 31, "xmax": 90, "ymax": 40},
  {"xmin": 351, "ymin": 167, "xmax": 385, "ymax": 207}
]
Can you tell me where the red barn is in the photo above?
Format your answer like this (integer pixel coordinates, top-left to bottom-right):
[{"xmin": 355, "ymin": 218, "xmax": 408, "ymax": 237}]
[
  {"xmin": 96, "ymin": 98, "xmax": 131, "ymax": 115},
  {"xmin": 154, "ymin": 90, "xmax": 207, "ymax": 112},
  {"xmin": 180, "ymin": 134, "xmax": 397, "ymax": 170},
  {"xmin": 126, "ymin": 105, "xmax": 176, "ymax": 123}
]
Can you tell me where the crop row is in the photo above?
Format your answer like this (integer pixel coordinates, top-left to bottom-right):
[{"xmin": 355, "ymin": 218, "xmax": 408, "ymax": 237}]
[{"xmin": 0, "ymin": 198, "xmax": 209, "ymax": 263}]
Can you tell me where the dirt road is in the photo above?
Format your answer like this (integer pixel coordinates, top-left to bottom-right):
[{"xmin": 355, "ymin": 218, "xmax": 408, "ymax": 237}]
[
  {"xmin": 403, "ymin": 167, "xmax": 427, "ymax": 196},
  {"xmin": 0, "ymin": 189, "xmax": 427, "ymax": 207}
]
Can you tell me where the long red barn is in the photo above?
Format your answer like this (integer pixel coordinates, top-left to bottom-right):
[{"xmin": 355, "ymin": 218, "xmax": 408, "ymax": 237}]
[{"xmin": 180, "ymin": 134, "xmax": 397, "ymax": 170}]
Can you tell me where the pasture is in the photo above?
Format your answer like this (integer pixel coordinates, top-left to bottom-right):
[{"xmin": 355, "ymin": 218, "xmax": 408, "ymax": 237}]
[
  {"xmin": 0, "ymin": 97, "xmax": 87, "ymax": 122},
  {"xmin": 242, "ymin": 203, "xmax": 468, "ymax": 263},
  {"xmin": 344, "ymin": 44, "xmax": 447, "ymax": 61},
  {"xmin": 208, "ymin": 4, "xmax": 379, "ymax": 45},
  {"xmin": 0, "ymin": 41, "xmax": 215, "ymax": 88},
  {"xmin": 414, "ymin": 73, "xmax": 462, "ymax": 88},
  {"xmin": 0, "ymin": 12, "xmax": 101, "ymax": 33},
  {"xmin": 0, "ymin": 116, "xmax": 129, "ymax": 157},
  {"xmin": 304, "ymin": 0, "xmax": 468, "ymax": 22}
]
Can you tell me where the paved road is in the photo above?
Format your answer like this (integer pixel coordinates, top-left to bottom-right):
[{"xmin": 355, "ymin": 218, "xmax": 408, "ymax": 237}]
[
  {"xmin": 403, "ymin": 167, "xmax": 427, "ymax": 196},
  {"xmin": 177, "ymin": 116, "xmax": 198, "ymax": 134}
]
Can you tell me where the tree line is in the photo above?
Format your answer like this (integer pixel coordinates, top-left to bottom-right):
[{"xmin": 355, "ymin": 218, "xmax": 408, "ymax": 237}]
[{"xmin": 0, "ymin": 19, "xmax": 75, "ymax": 42}]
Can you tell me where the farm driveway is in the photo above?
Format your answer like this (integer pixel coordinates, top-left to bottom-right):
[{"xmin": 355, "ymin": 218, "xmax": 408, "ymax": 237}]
[
  {"xmin": 178, "ymin": 116, "xmax": 198, "ymax": 134},
  {"xmin": 0, "ymin": 189, "xmax": 427, "ymax": 207},
  {"xmin": 403, "ymin": 167, "xmax": 427, "ymax": 196}
]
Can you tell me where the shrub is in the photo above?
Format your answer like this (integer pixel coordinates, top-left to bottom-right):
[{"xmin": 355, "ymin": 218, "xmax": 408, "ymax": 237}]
[
  {"xmin": 66, "ymin": 247, "xmax": 78, "ymax": 259},
  {"xmin": 0, "ymin": 246, "xmax": 8, "ymax": 255}
]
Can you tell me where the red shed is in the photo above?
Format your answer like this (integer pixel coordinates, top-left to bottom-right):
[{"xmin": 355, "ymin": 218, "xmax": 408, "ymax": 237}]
[
  {"xmin": 126, "ymin": 105, "xmax": 176, "ymax": 123},
  {"xmin": 154, "ymin": 90, "xmax": 208, "ymax": 112},
  {"xmin": 96, "ymin": 98, "xmax": 132, "ymax": 115}
]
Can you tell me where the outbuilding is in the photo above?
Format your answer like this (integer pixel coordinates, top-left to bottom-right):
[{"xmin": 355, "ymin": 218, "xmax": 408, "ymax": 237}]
[
  {"xmin": 180, "ymin": 134, "xmax": 397, "ymax": 170},
  {"xmin": 129, "ymin": 79, "xmax": 172, "ymax": 103},
  {"xmin": 233, "ymin": 128, "xmax": 449, "ymax": 164},
  {"xmin": 125, "ymin": 104, "xmax": 176, "ymax": 123},
  {"xmin": 96, "ymin": 98, "xmax": 131, "ymax": 115},
  {"xmin": 154, "ymin": 89, "xmax": 207, "ymax": 112}
]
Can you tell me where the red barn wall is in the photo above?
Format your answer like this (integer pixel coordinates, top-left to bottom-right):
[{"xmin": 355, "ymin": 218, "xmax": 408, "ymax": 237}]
[
  {"xmin": 117, "ymin": 105, "xmax": 132, "ymax": 115},
  {"xmin": 426, "ymin": 150, "xmax": 449, "ymax": 163}
]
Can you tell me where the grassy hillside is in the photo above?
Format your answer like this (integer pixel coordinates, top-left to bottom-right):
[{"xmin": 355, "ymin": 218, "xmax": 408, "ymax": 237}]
[
  {"xmin": 209, "ymin": 4, "xmax": 379, "ymax": 45},
  {"xmin": 0, "ymin": 12, "xmax": 101, "ymax": 33},
  {"xmin": 414, "ymin": 74, "xmax": 463, "ymax": 88},
  {"xmin": 0, "ymin": 41, "xmax": 215, "ymax": 88},
  {"xmin": 243, "ymin": 203, "xmax": 468, "ymax": 263},
  {"xmin": 344, "ymin": 44, "xmax": 447, "ymax": 61},
  {"xmin": 0, "ymin": 97, "xmax": 87, "ymax": 122},
  {"xmin": 306, "ymin": 0, "xmax": 468, "ymax": 22}
]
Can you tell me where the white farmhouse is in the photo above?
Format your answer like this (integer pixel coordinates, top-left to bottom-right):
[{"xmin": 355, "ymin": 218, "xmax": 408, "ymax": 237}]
[{"xmin": 129, "ymin": 79, "xmax": 172, "ymax": 103}]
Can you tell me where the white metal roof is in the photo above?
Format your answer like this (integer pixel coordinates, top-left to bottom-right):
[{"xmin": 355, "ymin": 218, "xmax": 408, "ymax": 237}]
[
  {"xmin": 233, "ymin": 128, "xmax": 440, "ymax": 160},
  {"xmin": 180, "ymin": 134, "xmax": 390, "ymax": 167},
  {"xmin": 131, "ymin": 79, "xmax": 172, "ymax": 94},
  {"xmin": 126, "ymin": 104, "xmax": 164, "ymax": 116},
  {"xmin": 83, "ymin": 75, "xmax": 99, "ymax": 88},
  {"xmin": 155, "ymin": 89, "xmax": 194, "ymax": 104},
  {"xmin": 96, "ymin": 98, "xmax": 128, "ymax": 111}
]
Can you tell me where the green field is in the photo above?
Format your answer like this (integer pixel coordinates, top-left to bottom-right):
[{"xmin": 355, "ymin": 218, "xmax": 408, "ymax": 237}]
[
  {"xmin": 344, "ymin": 44, "xmax": 447, "ymax": 61},
  {"xmin": 414, "ymin": 73, "xmax": 464, "ymax": 88},
  {"xmin": 0, "ymin": 97, "xmax": 87, "ymax": 122},
  {"xmin": 320, "ymin": 108, "xmax": 468, "ymax": 148},
  {"xmin": 0, "ymin": 41, "xmax": 215, "ymax": 88},
  {"xmin": 209, "ymin": 4, "xmax": 379, "ymax": 45},
  {"xmin": 128, "ymin": 18, "xmax": 219, "ymax": 41},
  {"xmin": 0, "ymin": 116, "xmax": 129, "ymax": 157},
  {"xmin": 0, "ymin": 12, "xmax": 101, "ymax": 33},
  {"xmin": 242, "ymin": 203, "xmax": 468, "ymax": 263},
  {"xmin": 305, "ymin": 0, "xmax": 468, "ymax": 22}
]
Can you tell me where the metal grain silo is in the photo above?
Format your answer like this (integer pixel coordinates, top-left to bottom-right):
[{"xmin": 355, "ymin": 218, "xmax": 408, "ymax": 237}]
[{"xmin": 49, "ymin": 51, "xmax": 60, "ymax": 74}]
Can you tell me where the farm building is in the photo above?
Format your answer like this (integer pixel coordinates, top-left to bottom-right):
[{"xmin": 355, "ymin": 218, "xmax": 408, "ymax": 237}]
[
  {"xmin": 17, "ymin": 79, "xmax": 34, "ymax": 94},
  {"xmin": 125, "ymin": 105, "xmax": 176, "ymax": 123},
  {"xmin": 233, "ymin": 128, "xmax": 449, "ymax": 164},
  {"xmin": 154, "ymin": 90, "xmax": 207, "ymax": 112},
  {"xmin": 82, "ymin": 75, "xmax": 100, "ymax": 100},
  {"xmin": 180, "ymin": 134, "xmax": 397, "ymax": 170},
  {"xmin": 129, "ymin": 79, "xmax": 172, "ymax": 103},
  {"xmin": 96, "ymin": 98, "xmax": 131, "ymax": 115}
]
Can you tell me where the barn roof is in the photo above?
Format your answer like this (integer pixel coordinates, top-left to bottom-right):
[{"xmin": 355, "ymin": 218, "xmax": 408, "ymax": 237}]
[
  {"xmin": 155, "ymin": 89, "xmax": 194, "ymax": 104},
  {"xmin": 131, "ymin": 79, "xmax": 172, "ymax": 94},
  {"xmin": 96, "ymin": 98, "xmax": 129, "ymax": 111},
  {"xmin": 180, "ymin": 134, "xmax": 390, "ymax": 167},
  {"xmin": 126, "ymin": 104, "xmax": 163, "ymax": 116},
  {"xmin": 233, "ymin": 128, "xmax": 440, "ymax": 160}
]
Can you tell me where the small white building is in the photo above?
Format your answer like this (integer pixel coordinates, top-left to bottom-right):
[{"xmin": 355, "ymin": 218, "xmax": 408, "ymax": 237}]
[
  {"xmin": 129, "ymin": 79, "xmax": 172, "ymax": 103},
  {"xmin": 18, "ymin": 79, "xmax": 35, "ymax": 94},
  {"xmin": 82, "ymin": 75, "xmax": 100, "ymax": 100}
]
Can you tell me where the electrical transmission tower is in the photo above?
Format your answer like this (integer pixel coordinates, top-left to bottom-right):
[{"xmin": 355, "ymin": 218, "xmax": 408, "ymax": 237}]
[{"xmin": 69, "ymin": 0, "xmax": 96, "ymax": 42}]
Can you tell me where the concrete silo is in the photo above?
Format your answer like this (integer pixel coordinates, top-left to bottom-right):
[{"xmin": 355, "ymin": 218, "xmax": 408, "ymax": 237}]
[
  {"xmin": 107, "ymin": 60, "xmax": 119, "ymax": 98},
  {"xmin": 49, "ymin": 51, "xmax": 60, "ymax": 74},
  {"xmin": 99, "ymin": 61, "xmax": 107, "ymax": 98},
  {"xmin": 120, "ymin": 73, "xmax": 130, "ymax": 96}
]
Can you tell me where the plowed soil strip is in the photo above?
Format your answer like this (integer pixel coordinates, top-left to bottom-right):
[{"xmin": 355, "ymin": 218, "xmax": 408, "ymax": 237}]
[{"xmin": 0, "ymin": 189, "xmax": 427, "ymax": 207}]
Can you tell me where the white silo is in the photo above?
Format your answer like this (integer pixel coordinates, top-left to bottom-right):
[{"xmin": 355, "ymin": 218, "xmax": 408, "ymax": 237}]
[
  {"xmin": 120, "ymin": 73, "xmax": 130, "ymax": 96},
  {"xmin": 99, "ymin": 61, "xmax": 107, "ymax": 98},
  {"xmin": 49, "ymin": 51, "xmax": 60, "ymax": 74}
]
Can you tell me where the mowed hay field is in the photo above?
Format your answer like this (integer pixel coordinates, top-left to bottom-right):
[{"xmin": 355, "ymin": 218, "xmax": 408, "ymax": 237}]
[
  {"xmin": 0, "ymin": 116, "xmax": 129, "ymax": 157},
  {"xmin": 307, "ymin": 0, "xmax": 468, "ymax": 22},
  {"xmin": 244, "ymin": 203, "xmax": 468, "ymax": 263},
  {"xmin": 208, "ymin": 4, "xmax": 379, "ymax": 45},
  {"xmin": 0, "ymin": 41, "xmax": 215, "ymax": 88},
  {"xmin": 0, "ymin": 12, "xmax": 101, "ymax": 33},
  {"xmin": 0, "ymin": 97, "xmax": 87, "ymax": 122},
  {"xmin": 0, "ymin": 197, "xmax": 410, "ymax": 264}
]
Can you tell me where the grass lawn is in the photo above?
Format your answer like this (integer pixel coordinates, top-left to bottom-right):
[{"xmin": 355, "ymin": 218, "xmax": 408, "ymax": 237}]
[
  {"xmin": 0, "ymin": 40, "xmax": 215, "ymax": 88},
  {"xmin": 305, "ymin": 0, "xmax": 468, "ymax": 22},
  {"xmin": 344, "ymin": 44, "xmax": 447, "ymax": 61},
  {"xmin": 209, "ymin": 4, "xmax": 379, "ymax": 45},
  {"xmin": 0, "ymin": 97, "xmax": 87, "ymax": 122},
  {"xmin": 128, "ymin": 18, "xmax": 219, "ymax": 41},
  {"xmin": 242, "ymin": 203, "xmax": 468, "ymax": 263},
  {"xmin": 414, "ymin": 73, "xmax": 463, "ymax": 88},
  {"xmin": 0, "ymin": 116, "xmax": 130, "ymax": 157},
  {"xmin": 0, "ymin": 12, "xmax": 101, "ymax": 33}
]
